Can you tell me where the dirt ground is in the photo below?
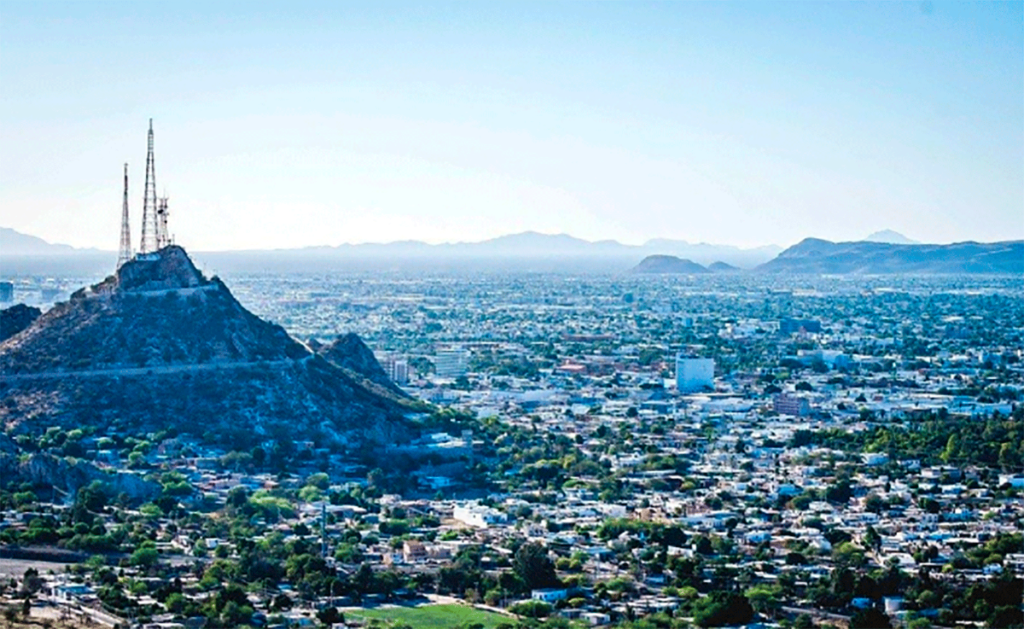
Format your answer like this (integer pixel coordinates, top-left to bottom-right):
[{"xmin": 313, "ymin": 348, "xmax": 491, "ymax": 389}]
[{"xmin": 0, "ymin": 559, "xmax": 71, "ymax": 580}]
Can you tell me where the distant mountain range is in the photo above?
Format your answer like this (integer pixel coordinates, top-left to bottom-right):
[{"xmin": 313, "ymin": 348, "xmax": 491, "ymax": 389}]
[
  {"xmin": 241, "ymin": 231, "xmax": 784, "ymax": 270},
  {"xmin": 0, "ymin": 227, "xmax": 80, "ymax": 255},
  {"xmin": 0, "ymin": 227, "xmax": 780, "ymax": 272},
  {"xmin": 759, "ymin": 238, "xmax": 1024, "ymax": 274},
  {"xmin": 863, "ymin": 229, "xmax": 918, "ymax": 245},
  {"xmin": 3, "ymin": 227, "xmax": 1022, "ymax": 275}
]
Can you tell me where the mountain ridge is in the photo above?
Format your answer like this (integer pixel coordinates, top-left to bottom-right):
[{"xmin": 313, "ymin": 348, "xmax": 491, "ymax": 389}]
[
  {"xmin": 6, "ymin": 227, "xmax": 1023, "ymax": 275},
  {"xmin": 0, "ymin": 227, "xmax": 779, "ymax": 268},
  {"xmin": 759, "ymin": 238, "xmax": 1024, "ymax": 274}
]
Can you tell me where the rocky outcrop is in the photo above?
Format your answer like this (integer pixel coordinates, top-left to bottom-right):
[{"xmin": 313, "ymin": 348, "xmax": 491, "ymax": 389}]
[
  {"xmin": 1, "ymin": 304, "xmax": 41, "ymax": 342},
  {"xmin": 320, "ymin": 333, "xmax": 409, "ymax": 398},
  {"xmin": 0, "ymin": 452, "xmax": 159, "ymax": 502}
]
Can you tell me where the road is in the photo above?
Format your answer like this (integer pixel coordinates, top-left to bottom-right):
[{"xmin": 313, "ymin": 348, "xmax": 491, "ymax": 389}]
[
  {"xmin": 781, "ymin": 605, "xmax": 851, "ymax": 624},
  {"xmin": 0, "ymin": 358, "xmax": 303, "ymax": 383}
]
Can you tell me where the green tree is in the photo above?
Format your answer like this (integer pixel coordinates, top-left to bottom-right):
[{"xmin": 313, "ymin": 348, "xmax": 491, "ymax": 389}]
[
  {"xmin": 744, "ymin": 584, "xmax": 782, "ymax": 617},
  {"xmin": 509, "ymin": 600, "xmax": 551, "ymax": 618},
  {"xmin": 833, "ymin": 542, "xmax": 866, "ymax": 568},
  {"xmin": 850, "ymin": 607, "xmax": 892, "ymax": 629},
  {"xmin": 513, "ymin": 543, "xmax": 559, "ymax": 590},
  {"xmin": 129, "ymin": 545, "xmax": 159, "ymax": 568},
  {"xmin": 692, "ymin": 591, "xmax": 754, "ymax": 627},
  {"xmin": 940, "ymin": 434, "xmax": 959, "ymax": 464}
]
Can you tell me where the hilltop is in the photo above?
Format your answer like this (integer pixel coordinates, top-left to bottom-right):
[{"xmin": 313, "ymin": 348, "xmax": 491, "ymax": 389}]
[{"xmin": 0, "ymin": 246, "xmax": 421, "ymax": 451}]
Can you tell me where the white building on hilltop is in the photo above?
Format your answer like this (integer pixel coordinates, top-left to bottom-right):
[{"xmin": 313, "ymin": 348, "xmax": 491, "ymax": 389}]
[{"xmin": 676, "ymin": 356, "xmax": 714, "ymax": 392}]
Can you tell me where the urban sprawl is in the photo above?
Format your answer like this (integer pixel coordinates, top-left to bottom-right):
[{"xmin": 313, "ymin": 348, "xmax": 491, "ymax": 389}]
[{"xmin": 1, "ymin": 271, "xmax": 1022, "ymax": 629}]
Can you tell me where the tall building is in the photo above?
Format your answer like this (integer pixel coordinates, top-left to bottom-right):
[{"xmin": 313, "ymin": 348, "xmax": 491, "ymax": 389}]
[
  {"xmin": 391, "ymin": 359, "xmax": 410, "ymax": 385},
  {"xmin": 0, "ymin": 282, "xmax": 13, "ymax": 303},
  {"xmin": 780, "ymin": 318, "xmax": 822, "ymax": 335},
  {"xmin": 434, "ymin": 349, "xmax": 470, "ymax": 378},
  {"xmin": 774, "ymin": 394, "xmax": 811, "ymax": 417},
  {"xmin": 675, "ymin": 356, "xmax": 714, "ymax": 392},
  {"xmin": 377, "ymin": 354, "xmax": 411, "ymax": 385}
]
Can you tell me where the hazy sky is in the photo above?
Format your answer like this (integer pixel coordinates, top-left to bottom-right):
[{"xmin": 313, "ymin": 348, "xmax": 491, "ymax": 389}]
[{"xmin": 1, "ymin": 1, "xmax": 1021, "ymax": 251}]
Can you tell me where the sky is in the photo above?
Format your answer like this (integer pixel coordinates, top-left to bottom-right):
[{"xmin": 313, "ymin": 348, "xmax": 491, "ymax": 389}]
[{"xmin": 1, "ymin": 1, "xmax": 1021, "ymax": 251}]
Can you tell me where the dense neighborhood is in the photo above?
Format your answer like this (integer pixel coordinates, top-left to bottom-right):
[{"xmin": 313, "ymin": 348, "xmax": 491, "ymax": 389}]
[{"xmin": 2, "ymin": 271, "xmax": 1022, "ymax": 629}]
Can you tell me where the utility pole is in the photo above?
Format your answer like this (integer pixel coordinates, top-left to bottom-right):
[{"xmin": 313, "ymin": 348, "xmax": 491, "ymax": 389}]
[{"xmin": 321, "ymin": 501, "xmax": 328, "ymax": 559}]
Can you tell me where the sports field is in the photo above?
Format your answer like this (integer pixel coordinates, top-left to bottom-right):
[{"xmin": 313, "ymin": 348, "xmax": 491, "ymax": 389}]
[{"xmin": 345, "ymin": 603, "xmax": 509, "ymax": 628}]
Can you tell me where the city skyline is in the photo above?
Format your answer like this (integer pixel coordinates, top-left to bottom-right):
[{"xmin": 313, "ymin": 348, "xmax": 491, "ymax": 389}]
[{"xmin": 1, "ymin": 1, "xmax": 1021, "ymax": 251}]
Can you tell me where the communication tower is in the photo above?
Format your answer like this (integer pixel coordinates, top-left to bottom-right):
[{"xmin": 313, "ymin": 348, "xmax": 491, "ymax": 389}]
[
  {"xmin": 156, "ymin": 195, "xmax": 171, "ymax": 248},
  {"xmin": 117, "ymin": 163, "xmax": 132, "ymax": 269},
  {"xmin": 140, "ymin": 119, "xmax": 158, "ymax": 253}
]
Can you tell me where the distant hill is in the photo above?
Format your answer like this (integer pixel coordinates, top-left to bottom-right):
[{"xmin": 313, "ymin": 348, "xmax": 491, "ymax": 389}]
[
  {"xmin": 863, "ymin": 230, "xmax": 918, "ymax": 245},
  {"xmin": 631, "ymin": 255, "xmax": 709, "ymax": 274},
  {"xmin": 708, "ymin": 261, "xmax": 740, "ymax": 273},
  {"xmin": 0, "ymin": 227, "xmax": 79, "ymax": 255},
  {"xmin": 0, "ymin": 227, "xmax": 114, "ymax": 277},
  {"xmin": 298, "ymin": 232, "xmax": 778, "ymax": 267},
  {"xmin": 0, "ymin": 227, "xmax": 111, "ymax": 256},
  {"xmin": 0, "ymin": 246, "xmax": 422, "ymax": 451},
  {"xmin": 759, "ymin": 238, "xmax": 1024, "ymax": 274},
  {"xmin": 642, "ymin": 239, "xmax": 781, "ymax": 268}
]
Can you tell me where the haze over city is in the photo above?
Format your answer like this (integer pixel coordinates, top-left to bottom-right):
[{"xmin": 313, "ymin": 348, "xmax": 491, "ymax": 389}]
[
  {"xmin": 1, "ymin": 1, "xmax": 1021, "ymax": 252},
  {"xmin": 4, "ymin": 4, "xmax": 1024, "ymax": 629}
]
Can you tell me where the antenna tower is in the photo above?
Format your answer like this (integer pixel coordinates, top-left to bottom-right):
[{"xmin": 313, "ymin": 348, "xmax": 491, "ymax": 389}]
[
  {"xmin": 156, "ymin": 195, "xmax": 171, "ymax": 248},
  {"xmin": 140, "ymin": 119, "xmax": 158, "ymax": 253},
  {"xmin": 117, "ymin": 163, "xmax": 132, "ymax": 268}
]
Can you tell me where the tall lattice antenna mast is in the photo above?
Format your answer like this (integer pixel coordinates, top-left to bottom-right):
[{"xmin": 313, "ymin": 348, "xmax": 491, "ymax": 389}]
[
  {"xmin": 117, "ymin": 163, "xmax": 132, "ymax": 268},
  {"xmin": 140, "ymin": 118, "xmax": 158, "ymax": 253}
]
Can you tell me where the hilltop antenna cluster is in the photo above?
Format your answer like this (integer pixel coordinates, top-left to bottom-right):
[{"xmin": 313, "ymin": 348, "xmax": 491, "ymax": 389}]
[
  {"xmin": 118, "ymin": 118, "xmax": 174, "ymax": 268},
  {"xmin": 117, "ymin": 163, "xmax": 132, "ymax": 269}
]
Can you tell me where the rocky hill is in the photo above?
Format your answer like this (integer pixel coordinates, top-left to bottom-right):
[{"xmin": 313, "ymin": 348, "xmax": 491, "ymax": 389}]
[
  {"xmin": 758, "ymin": 238, "xmax": 1024, "ymax": 275},
  {"xmin": 0, "ymin": 246, "xmax": 421, "ymax": 451},
  {"xmin": 631, "ymin": 255, "xmax": 709, "ymax": 274}
]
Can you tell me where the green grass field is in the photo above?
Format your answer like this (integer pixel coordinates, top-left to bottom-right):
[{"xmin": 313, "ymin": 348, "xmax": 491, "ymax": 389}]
[{"xmin": 345, "ymin": 604, "xmax": 509, "ymax": 628}]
